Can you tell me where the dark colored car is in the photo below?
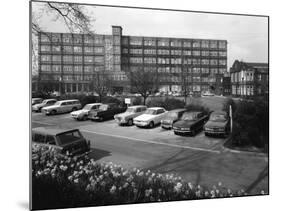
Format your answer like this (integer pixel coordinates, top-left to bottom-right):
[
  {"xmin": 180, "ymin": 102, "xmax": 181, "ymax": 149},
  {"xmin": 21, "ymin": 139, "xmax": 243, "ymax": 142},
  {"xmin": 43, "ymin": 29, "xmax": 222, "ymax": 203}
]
[
  {"xmin": 161, "ymin": 108, "xmax": 187, "ymax": 129},
  {"xmin": 173, "ymin": 111, "xmax": 209, "ymax": 136},
  {"xmin": 204, "ymin": 111, "xmax": 230, "ymax": 137},
  {"xmin": 32, "ymin": 127, "xmax": 90, "ymax": 155},
  {"xmin": 89, "ymin": 103, "xmax": 127, "ymax": 121}
]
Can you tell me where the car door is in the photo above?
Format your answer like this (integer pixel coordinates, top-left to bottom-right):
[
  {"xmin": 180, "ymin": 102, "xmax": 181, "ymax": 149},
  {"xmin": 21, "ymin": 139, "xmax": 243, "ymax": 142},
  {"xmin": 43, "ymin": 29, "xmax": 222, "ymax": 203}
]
[
  {"xmin": 155, "ymin": 109, "xmax": 165, "ymax": 124},
  {"xmin": 60, "ymin": 102, "xmax": 68, "ymax": 113}
]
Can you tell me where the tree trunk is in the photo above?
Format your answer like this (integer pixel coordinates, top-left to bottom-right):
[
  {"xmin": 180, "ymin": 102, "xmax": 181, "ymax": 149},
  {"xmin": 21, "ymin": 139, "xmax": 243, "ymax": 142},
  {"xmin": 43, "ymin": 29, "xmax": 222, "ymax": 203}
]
[
  {"xmin": 143, "ymin": 96, "xmax": 147, "ymax": 105},
  {"xmin": 99, "ymin": 95, "xmax": 102, "ymax": 103}
]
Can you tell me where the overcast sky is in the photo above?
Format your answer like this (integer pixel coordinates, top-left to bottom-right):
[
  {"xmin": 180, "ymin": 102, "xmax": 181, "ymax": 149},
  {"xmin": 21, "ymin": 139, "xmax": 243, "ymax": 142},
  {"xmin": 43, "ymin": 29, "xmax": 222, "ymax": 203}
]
[{"xmin": 32, "ymin": 2, "xmax": 268, "ymax": 70}]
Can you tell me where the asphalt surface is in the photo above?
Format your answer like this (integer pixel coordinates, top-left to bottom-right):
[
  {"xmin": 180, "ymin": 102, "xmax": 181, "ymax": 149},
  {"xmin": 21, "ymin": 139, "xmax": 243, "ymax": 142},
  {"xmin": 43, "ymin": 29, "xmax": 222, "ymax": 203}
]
[{"xmin": 31, "ymin": 104, "xmax": 268, "ymax": 193}]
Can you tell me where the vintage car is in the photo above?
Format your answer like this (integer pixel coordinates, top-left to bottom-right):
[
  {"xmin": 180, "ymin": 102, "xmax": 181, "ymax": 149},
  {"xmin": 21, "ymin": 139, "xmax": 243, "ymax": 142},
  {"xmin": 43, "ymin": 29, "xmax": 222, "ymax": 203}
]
[
  {"xmin": 32, "ymin": 98, "xmax": 43, "ymax": 106},
  {"xmin": 133, "ymin": 107, "xmax": 167, "ymax": 128},
  {"xmin": 42, "ymin": 99, "xmax": 82, "ymax": 115},
  {"xmin": 173, "ymin": 111, "xmax": 209, "ymax": 136},
  {"xmin": 88, "ymin": 103, "xmax": 127, "ymax": 121},
  {"xmin": 114, "ymin": 105, "xmax": 147, "ymax": 126},
  {"xmin": 161, "ymin": 108, "xmax": 187, "ymax": 129},
  {"xmin": 71, "ymin": 103, "xmax": 102, "ymax": 121},
  {"xmin": 204, "ymin": 111, "xmax": 230, "ymax": 137},
  {"xmin": 32, "ymin": 127, "xmax": 90, "ymax": 155},
  {"xmin": 32, "ymin": 99, "xmax": 57, "ymax": 112}
]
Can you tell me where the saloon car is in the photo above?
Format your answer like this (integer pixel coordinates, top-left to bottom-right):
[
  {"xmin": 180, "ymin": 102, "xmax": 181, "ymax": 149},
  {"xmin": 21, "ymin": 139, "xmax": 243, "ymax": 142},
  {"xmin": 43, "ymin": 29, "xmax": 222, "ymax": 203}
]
[
  {"xmin": 133, "ymin": 107, "xmax": 167, "ymax": 128},
  {"xmin": 89, "ymin": 103, "xmax": 127, "ymax": 121},
  {"xmin": 32, "ymin": 127, "xmax": 90, "ymax": 155},
  {"xmin": 71, "ymin": 103, "xmax": 102, "ymax": 121},
  {"xmin": 32, "ymin": 98, "xmax": 43, "ymax": 106},
  {"xmin": 42, "ymin": 99, "xmax": 82, "ymax": 115},
  {"xmin": 204, "ymin": 111, "xmax": 230, "ymax": 137},
  {"xmin": 114, "ymin": 105, "xmax": 147, "ymax": 126},
  {"xmin": 161, "ymin": 108, "xmax": 187, "ymax": 129},
  {"xmin": 173, "ymin": 111, "xmax": 209, "ymax": 136},
  {"xmin": 32, "ymin": 99, "xmax": 57, "ymax": 112}
]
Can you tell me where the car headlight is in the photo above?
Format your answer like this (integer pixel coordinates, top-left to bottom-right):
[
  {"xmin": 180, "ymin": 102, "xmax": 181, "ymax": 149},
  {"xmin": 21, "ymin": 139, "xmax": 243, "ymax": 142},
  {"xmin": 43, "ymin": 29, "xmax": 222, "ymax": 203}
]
[{"xmin": 181, "ymin": 127, "xmax": 190, "ymax": 130}]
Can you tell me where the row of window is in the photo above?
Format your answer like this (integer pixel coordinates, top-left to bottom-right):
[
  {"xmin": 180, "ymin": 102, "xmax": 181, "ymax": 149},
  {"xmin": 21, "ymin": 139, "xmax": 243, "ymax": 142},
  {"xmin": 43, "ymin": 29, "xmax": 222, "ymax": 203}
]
[
  {"xmin": 122, "ymin": 48, "xmax": 226, "ymax": 57},
  {"xmin": 232, "ymin": 85, "xmax": 254, "ymax": 96},
  {"xmin": 158, "ymin": 76, "xmax": 221, "ymax": 83},
  {"xmin": 41, "ymin": 45, "xmax": 121, "ymax": 54},
  {"xmin": 122, "ymin": 37, "xmax": 226, "ymax": 49},
  {"xmin": 41, "ymin": 55, "xmax": 105, "ymax": 63},
  {"xmin": 125, "ymin": 57, "xmax": 226, "ymax": 65}
]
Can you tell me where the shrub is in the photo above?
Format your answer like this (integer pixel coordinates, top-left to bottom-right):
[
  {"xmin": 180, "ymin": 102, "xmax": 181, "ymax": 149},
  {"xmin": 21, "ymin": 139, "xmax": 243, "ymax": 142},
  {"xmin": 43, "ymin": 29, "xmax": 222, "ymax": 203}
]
[
  {"xmin": 132, "ymin": 96, "xmax": 143, "ymax": 105},
  {"xmin": 146, "ymin": 98, "xmax": 185, "ymax": 110},
  {"xmin": 32, "ymin": 145, "xmax": 263, "ymax": 210},
  {"xmin": 101, "ymin": 96, "xmax": 123, "ymax": 105},
  {"xmin": 185, "ymin": 101, "xmax": 210, "ymax": 115}
]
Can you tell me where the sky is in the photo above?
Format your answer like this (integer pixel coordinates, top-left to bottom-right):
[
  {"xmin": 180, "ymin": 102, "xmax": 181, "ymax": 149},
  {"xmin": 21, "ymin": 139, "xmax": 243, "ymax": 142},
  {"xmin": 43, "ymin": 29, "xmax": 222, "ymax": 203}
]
[{"xmin": 32, "ymin": 2, "xmax": 268, "ymax": 70}]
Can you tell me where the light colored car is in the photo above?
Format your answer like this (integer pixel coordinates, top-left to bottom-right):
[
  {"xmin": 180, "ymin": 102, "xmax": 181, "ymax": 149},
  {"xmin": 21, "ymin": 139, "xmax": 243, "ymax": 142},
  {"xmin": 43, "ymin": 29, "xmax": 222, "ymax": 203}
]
[
  {"xmin": 71, "ymin": 103, "xmax": 102, "ymax": 121},
  {"xmin": 133, "ymin": 107, "xmax": 168, "ymax": 128},
  {"xmin": 32, "ymin": 98, "xmax": 43, "ymax": 106},
  {"xmin": 42, "ymin": 99, "xmax": 82, "ymax": 115},
  {"xmin": 32, "ymin": 99, "xmax": 57, "ymax": 112},
  {"xmin": 202, "ymin": 91, "xmax": 215, "ymax": 97},
  {"xmin": 114, "ymin": 105, "xmax": 147, "ymax": 126}
]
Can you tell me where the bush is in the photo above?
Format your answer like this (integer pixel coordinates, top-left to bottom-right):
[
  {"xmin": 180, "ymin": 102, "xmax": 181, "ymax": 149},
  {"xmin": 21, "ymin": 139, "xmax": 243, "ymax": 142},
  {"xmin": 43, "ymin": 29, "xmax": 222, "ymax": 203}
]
[
  {"xmin": 101, "ymin": 96, "xmax": 123, "ymax": 106},
  {"xmin": 32, "ymin": 145, "xmax": 263, "ymax": 210},
  {"xmin": 132, "ymin": 96, "xmax": 143, "ymax": 105},
  {"xmin": 146, "ymin": 98, "xmax": 185, "ymax": 110},
  {"xmin": 185, "ymin": 101, "xmax": 210, "ymax": 115}
]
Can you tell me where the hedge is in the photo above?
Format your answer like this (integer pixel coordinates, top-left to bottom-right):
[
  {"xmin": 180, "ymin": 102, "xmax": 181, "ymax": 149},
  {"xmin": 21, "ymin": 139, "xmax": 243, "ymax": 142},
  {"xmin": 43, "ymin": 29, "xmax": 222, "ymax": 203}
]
[{"xmin": 31, "ymin": 145, "xmax": 265, "ymax": 210}]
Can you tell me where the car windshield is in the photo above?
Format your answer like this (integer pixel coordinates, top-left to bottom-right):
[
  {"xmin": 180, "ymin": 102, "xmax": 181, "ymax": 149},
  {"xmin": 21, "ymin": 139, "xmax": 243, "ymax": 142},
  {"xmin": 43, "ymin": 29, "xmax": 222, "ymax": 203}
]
[
  {"xmin": 126, "ymin": 108, "xmax": 136, "ymax": 113},
  {"xmin": 42, "ymin": 100, "xmax": 48, "ymax": 104},
  {"xmin": 83, "ymin": 104, "xmax": 93, "ymax": 110},
  {"xmin": 181, "ymin": 113, "xmax": 196, "ymax": 121},
  {"xmin": 166, "ymin": 112, "xmax": 178, "ymax": 118},
  {"xmin": 54, "ymin": 101, "xmax": 61, "ymax": 105},
  {"xmin": 210, "ymin": 114, "xmax": 227, "ymax": 121},
  {"xmin": 144, "ymin": 109, "xmax": 157, "ymax": 115},
  {"xmin": 57, "ymin": 130, "xmax": 82, "ymax": 145},
  {"xmin": 99, "ymin": 104, "xmax": 109, "ymax": 111}
]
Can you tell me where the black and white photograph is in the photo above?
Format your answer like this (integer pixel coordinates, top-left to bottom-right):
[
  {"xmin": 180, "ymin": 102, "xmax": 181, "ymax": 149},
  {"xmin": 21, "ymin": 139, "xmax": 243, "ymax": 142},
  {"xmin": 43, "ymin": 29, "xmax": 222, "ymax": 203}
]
[{"xmin": 30, "ymin": 1, "xmax": 269, "ymax": 210}]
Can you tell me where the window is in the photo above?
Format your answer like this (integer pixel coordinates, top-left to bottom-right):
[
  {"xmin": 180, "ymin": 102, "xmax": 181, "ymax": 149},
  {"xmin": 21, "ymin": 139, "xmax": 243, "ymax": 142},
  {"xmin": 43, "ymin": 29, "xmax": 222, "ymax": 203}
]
[
  {"xmin": 122, "ymin": 37, "xmax": 129, "ymax": 45},
  {"xmin": 94, "ymin": 56, "xmax": 104, "ymax": 63},
  {"xmin": 170, "ymin": 40, "xmax": 181, "ymax": 47},
  {"xmin": 130, "ymin": 49, "xmax": 142, "ymax": 54},
  {"xmin": 183, "ymin": 41, "xmax": 191, "ymax": 47},
  {"xmin": 113, "ymin": 46, "xmax": 120, "ymax": 54},
  {"xmin": 74, "ymin": 56, "xmax": 82, "ymax": 63},
  {"xmin": 210, "ymin": 68, "xmax": 218, "ymax": 74},
  {"xmin": 114, "ymin": 56, "xmax": 120, "ymax": 64},
  {"xmin": 73, "ymin": 46, "xmax": 82, "ymax": 53},
  {"xmin": 171, "ymin": 58, "xmax": 181, "ymax": 64},
  {"xmin": 210, "ymin": 51, "xmax": 218, "ymax": 57},
  {"xmin": 201, "ymin": 51, "xmax": 209, "ymax": 57},
  {"xmin": 73, "ymin": 75, "xmax": 83, "ymax": 81},
  {"xmin": 157, "ymin": 49, "xmax": 169, "ymax": 55},
  {"xmin": 210, "ymin": 59, "xmax": 218, "ymax": 66},
  {"xmin": 122, "ymin": 48, "xmax": 128, "ymax": 54},
  {"xmin": 63, "ymin": 46, "xmax": 72, "ymax": 53},
  {"xmin": 183, "ymin": 58, "xmax": 192, "ymax": 65},
  {"xmin": 41, "ymin": 55, "xmax": 51, "ymax": 62},
  {"xmin": 192, "ymin": 51, "xmax": 200, "ymax": 56},
  {"xmin": 192, "ymin": 67, "xmax": 201, "ymax": 74},
  {"xmin": 40, "ymin": 34, "xmax": 50, "ymax": 42},
  {"xmin": 201, "ymin": 68, "xmax": 209, "ymax": 74},
  {"xmin": 74, "ymin": 66, "xmax": 82, "ymax": 73},
  {"xmin": 157, "ymin": 58, "xmax": 170, "ymax": 64},
  {"xmin": 41, "ymin": 65, "xmax": 51, "ymax": 72},
  {"xmin": 52, "ymin": 65, "xmax": 61, "ymax": 72},
  {"xmin": 52, "ymin": 34, "xmax": 61, "ymax": 42},
  {"xmin": 63, "ymin": 75, "xmax": 72, "ymax": 81},
  {"xmin": 73, "ymin": 36, "xmax": 82, "ymax": 44},
  {"xmin": 171, "ymin": 50, "xmax": 181, "ymax": 56},
  {"xmin": 52, "ymin": 55, "xmax": 61, "ymax": 62},
  {"xmin": 94, "ymin": 36, "xmax": 104, "ymax": 44},
  {"xmin": 84, "ymin": 47, "xmax": 94, "ymax": 53},
  {"xmin": 219, "ymin": 41, "xmax": 226, "ymax": 49},
  {"xmin": 192, "ymin": 59, "xmax": 200, "ymax": 65},
  {"xmin": 219, "ymin": 60, "xmax": 226, "ymax": 66},
  {"xmin": 219, "ymin": 68, "xmax": 226, "ymax": 74},
  {"xmin": 84, "ymin": 66, "xmax": 93, "ymax": 73},
  {"xmin": 201, "ymin": 40, "xmax": 209, "ymax": 48},
  {"xmin": 94, "ymin": 47, "xmax": 104, "ymax": 54},
  {"xmin": 219, "ymin": 51, "xmax": 227, "ymax": 57},
  {"xmin": 210, "ymin": 41, "xmax": 218, "ymax": 49},
  {"xmin": 144, "ymin": 57, "xmax": 156, "ymax": 64},
  {"xmin": 63, "ymin": 34, "xmax": 72, "ymax": 43},
  {"xmin": 52, "ymin": 45, "xmax": 61, "ymax": 52},
  {"xmin": 183, "ymin": 50, "xmax": 191, "ymax": 56},
  {"xmin": 192, "ymin": 41, "xmax": 200, "ymax": 48},
  {"xmin": 63, "ymin": 55, "xmax": 72, "ymax": 63},
  {"xmin": 144, "ymin": 39, "xmax": 156, "ymax": 46},
  {"xmin": 113, "ymin": 36, "xmax": 120, "ymax": 45},
  {"xmin": 130, "ymin": 38, "xmax": 142, "ymax": 45},
  {"xmin": 144, "ymin": 49, "xmax": 156, "ymax": 54},
  {"xmin": 84, "ymin": 56, "xmax": 94, "ymax": 63},
  {"xmin": 157, "ymin": 39, "xmax": 169, "ymax": 46},
  {"xmin": 41, "ymin": 45, "xmax": 51, "ymax": 52},
  {"xmin": 202, "ymin": 59, "xmax": 209, "ymax": 65},
  {"xmin": 63, "ymin": 66, "xmax": 73, "ymax": 73},
  {"xmin": 84, "ymin": 35, "xmax": 93, "ymax": 44},
  {"xmin": 193, "ymin": 76, "xmax": 201, "ymax": 82},
  {"xmin": 129, "ymin": 57, "xmax": 143, "ymax": 63}
]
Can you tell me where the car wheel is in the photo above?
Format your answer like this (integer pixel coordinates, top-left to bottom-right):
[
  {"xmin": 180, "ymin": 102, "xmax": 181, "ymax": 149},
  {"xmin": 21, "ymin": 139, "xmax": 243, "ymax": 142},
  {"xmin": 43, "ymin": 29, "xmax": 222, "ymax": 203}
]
[
  {"xmin": 50, "ymin": 110, "xmax": 56, "ymax": 115},
  {"xmin": 191, "ymin": 130, "xmax": 196, "ymax": 136},
  {"xmin": 99, "ymin": 117, "xmax": 104, "ymax": 121},
  {"xmin": 82, "ymin": 115, "xmax": 87, "ymax": 121},
  {"xmin": 128, "ymin": 119, "xmax": 133, "ymax": 126},
  {"xmin": 149, "ymin": 121, "xmax": 154, "ymax": 128}
]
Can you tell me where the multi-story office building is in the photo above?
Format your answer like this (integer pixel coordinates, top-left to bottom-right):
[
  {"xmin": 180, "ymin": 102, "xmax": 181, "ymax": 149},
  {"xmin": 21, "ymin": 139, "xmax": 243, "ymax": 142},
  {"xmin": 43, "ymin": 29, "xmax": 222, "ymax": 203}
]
[
  {"xmin": 230, "ymin": 60, "xmax": 269, "ymax": 97},
  {"xmin": 36, "ymin": 26, "xmax": 228, "ymax": 95}
]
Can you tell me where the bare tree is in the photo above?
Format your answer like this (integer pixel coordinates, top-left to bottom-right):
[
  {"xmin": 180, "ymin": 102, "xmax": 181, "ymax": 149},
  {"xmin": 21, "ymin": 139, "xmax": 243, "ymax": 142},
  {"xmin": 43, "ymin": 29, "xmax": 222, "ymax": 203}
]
[
  {"xmin": 181, "ymin": 69, "xmax": 189, "ymax": 103},
  {"xmin": 129, "ymin": 68, "xmax": 158, "ymax": 105},
  {"xmin": 90, "ymin": 72, "xmax": 112, "ymax": 102}
]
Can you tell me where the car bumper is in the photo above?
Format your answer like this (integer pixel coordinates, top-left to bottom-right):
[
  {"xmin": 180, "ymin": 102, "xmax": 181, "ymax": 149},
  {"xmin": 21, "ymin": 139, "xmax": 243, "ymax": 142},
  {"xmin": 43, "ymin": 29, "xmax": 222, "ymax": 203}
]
[
  {"xmin": 89, "ymin": 116, "xmax": 100, "ymax": 120},
  {"xmin": 115, "ymin": 118, "xmax": 128, "ymax": 124},
  {"xmin": 32, "ymin": 107, "xmax": 39, "ymax": 112},
  {"xmin": 173, "ymin": 129, "xmax": 191, "ymax": 134},
  {"xmin": 204, "ymin": 130, "xmax": 226, "ymax": 135},
  {"xmin": 134, "ymin": 121, "xmax": 149, "ymax": 127},
  {"xmin": 42, "ymin": 110, "xmax": 50, "ymax": 115},
  {"xmin": 161, "ymin": 124, "xmax": 173, "ymax": 129}
]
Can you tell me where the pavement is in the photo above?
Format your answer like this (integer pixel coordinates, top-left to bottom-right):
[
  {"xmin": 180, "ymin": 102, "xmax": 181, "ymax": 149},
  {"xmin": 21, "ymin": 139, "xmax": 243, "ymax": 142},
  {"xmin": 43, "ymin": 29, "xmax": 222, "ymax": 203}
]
[{"xmin": 31, "ymin": 108, "xmax": 269, "ymax": 194}]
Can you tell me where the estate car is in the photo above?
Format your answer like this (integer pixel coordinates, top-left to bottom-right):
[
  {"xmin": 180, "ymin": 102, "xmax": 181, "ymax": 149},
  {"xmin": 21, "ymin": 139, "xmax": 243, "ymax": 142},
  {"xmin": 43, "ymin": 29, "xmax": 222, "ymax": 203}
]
[
  {"xmin": 32, "ymin": 127, "xmax": 90, "ymax": 155},
  {"xmin": 71, "ymin": 103, "xmax": 102, "ymax": 121},
  {"xmin": 133, "ymin": 107, "xmax": 167, "ymax": 128},
  {"xmin": 32, "ymin": 99, "xmax": 57, "ymax": 112},
  {"xmin": 42, "ymin": 99, "xmax": 82, "ymax": 115},
  {"xmin": 114, "ymin": 105, "xmax": 147, "ymax": 126},
  {"xmin": 89, "ymin": 103, "xmax": 127, "ymax": 121},
  {"xmin": 32, "ymin": 98, "xmax": 43, "ymax": 106},
  {"xmin": 161, "ymin": 108, "xmax": 187, "ymax": 129}
]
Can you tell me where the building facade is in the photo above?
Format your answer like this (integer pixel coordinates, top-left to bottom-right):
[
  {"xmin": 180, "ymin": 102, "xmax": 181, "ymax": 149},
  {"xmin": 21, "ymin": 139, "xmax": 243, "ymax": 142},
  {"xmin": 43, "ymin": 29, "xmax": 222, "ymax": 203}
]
[
  {"xmin": 230, "ymin": 60, "xmax": 269, "ymax": 97},
  {"xmin": 36, "ymin": 26, "xmax": 228, "ymax": 95}
]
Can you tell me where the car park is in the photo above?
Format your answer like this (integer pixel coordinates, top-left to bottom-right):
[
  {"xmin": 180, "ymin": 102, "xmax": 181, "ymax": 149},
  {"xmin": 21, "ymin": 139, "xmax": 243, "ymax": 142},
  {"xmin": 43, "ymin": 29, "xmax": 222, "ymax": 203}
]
[
  {"xmin": 42, "ymin": 99, "xmax": 82, "ymax": 115},
  {"xmin": 204, "ymin": 111, "xmax": 230, "ymax": 137},
  {"xmin": 71, "ymin": 103, "xmax": 102, "ymax": 121},
  {"xmin": 89, "ymin": 103, "xmax": 127, "ymax": 121},
  {"xmin": 133, "ymin": 107, "xmax": 168, "ymax": 128},
  {"xmin": 32, "ymin": 99, "xmax": 57, "ymax": 112},
  {"xmin": 173, "ymin": 111, "xmax": 209, "ymax": 136},
  {"xmin": 114, "ymin": 105, "xmax": 147, "ymax": 126},
  {"xmin": 161, "ymin": 108, "xmax": 187, "ymax": 129},
  {"xmin": 32, "ymin": 127, "xmax": 90, "ymax": 155},
  {"xmin": 32, "ymin": 98, "xmax": 43, "ymax": 106}
]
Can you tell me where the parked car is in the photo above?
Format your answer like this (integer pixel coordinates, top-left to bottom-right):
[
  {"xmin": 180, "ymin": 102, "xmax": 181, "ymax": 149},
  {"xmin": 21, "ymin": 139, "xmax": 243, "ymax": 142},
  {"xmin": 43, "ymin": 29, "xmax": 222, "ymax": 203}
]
[
  {"xmin": 161, "ymin": 108, "xmax": 187, "ymax": 129},
  {"xmin": 42, "ymin": 99, "xmax": 82, "ymax": 115},
  {"xmin": 114, "ymin": 105, "xmax": 147, "ymax": 126},
  {"xmin": 133, "ymin": 107, "xmax": 168, "ymax": 128},
  {"xmin": 71, "ymin": 103, "xmax": 102, "ymax": 121},
  {"xmin": 32, "ymin": 98, "xmax": 43, "ymax": 106},
  {"xmin": 173, "ymin": 111, "xmax": 209, "ymax": 136},
  {"xmin": 32, "ymin": 127, "xmax": 90, "ymax": 155},
  {"xmin": 32, "ymin": 99, "xmax": 57, "ymax": 112},
  {"xmin": 202, "ymin": 91, "xmax": 214, "ymax": 97},
  {"xmin": 204, "ymin": 111, "xmax": 230, "ymax": 137},
  {"xmin": 89, "ymin": 103, "xmax": 127, "ymax": 121}
]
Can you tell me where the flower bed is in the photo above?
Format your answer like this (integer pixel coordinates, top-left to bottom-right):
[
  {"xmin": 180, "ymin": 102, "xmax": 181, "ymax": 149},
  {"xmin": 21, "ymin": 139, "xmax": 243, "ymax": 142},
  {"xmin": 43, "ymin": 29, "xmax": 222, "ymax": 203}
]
[{"xmin": 32, "ymin": 145, "xmax": 265, "ymax": 210}]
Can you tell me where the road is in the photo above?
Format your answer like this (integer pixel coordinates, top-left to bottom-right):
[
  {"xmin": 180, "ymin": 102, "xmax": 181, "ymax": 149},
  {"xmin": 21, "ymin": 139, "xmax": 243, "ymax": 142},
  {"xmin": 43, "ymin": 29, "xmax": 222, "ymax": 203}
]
[{"xmin": 32, "ymin": 110, "xmax": 268, "ymax": 194}]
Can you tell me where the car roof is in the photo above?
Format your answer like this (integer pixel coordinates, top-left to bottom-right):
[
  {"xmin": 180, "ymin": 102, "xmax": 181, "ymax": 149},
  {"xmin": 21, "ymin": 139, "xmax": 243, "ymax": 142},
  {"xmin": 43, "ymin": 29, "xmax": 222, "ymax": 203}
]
[
  {"xmin": 183, "ymin": 111, "xmax": 203, "ymax": 115},
  {"xmin": 32, "ymin": 98, "xmax": 42, "ymax": 100},
  {"xmin": 168, "ymin": 108, "xmax": 186, "ymax": 113},
  {"xmin": 211, "ymin": 111, "xmax": 227, "ymax": 115},
  {"xmin": 85, "ymin": 103, "xmax": 102, "ymax": 106},
  {"xmin": 128, "ymin": 105, "xmax": 147, "ymax": 108},
  {"xmin": 32, "ymin": 127, "xmax": 79, "ymax": 136},
  {"xmin": 57, "ymin": 99, "xmax": 79, "ymax": 103},
  {"xmin": 44, "ymin": 99, "xmax": 57, "ymax": 101},
  {"xmin": 147, "ymin": 107, "xmax": 165, "ymax": 110}
]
